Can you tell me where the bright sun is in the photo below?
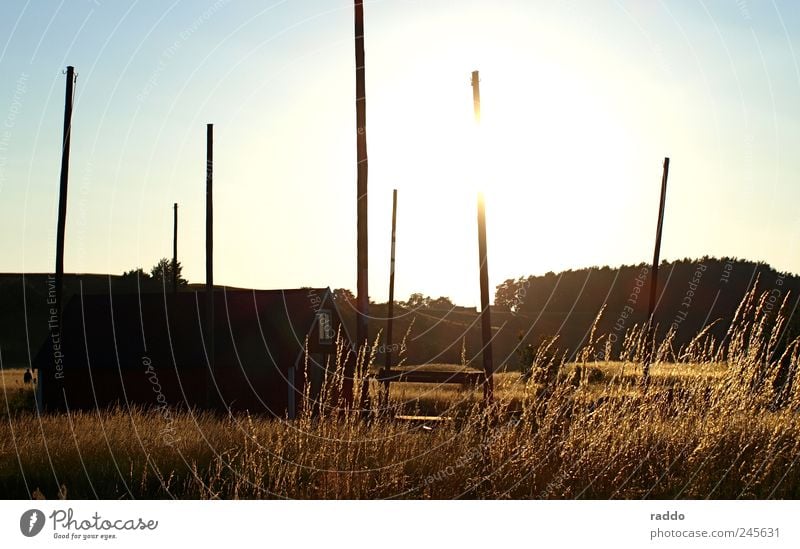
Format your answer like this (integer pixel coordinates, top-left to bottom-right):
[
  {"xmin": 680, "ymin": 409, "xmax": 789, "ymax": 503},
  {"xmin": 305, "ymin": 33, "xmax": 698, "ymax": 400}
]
[{"xmin": 366, "ymin": 57, "xmax": 638, "ymax": 304}]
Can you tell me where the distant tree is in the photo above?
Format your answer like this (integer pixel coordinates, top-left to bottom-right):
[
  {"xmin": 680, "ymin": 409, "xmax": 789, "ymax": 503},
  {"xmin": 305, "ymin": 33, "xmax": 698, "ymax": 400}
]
[
  {"xmin": 333, "ymin": 288, "xmax": 356, "ymax": 309},
  {"xmin": 403, "ymin": 293, "xmax": 430, "ymax": 309},
  {"xmin": 122, "ymin": 268, "xmax": 151, "ymax": 280},
  {"xmin": 495, "ymin": 277, "xmax": 528, "ymax": 313},
  {"xmin": 118, "ymin": 267, "xmax": 155, "ymax": 292},
  {"xmin": 495, "ymin": 278, "xmax": 518, "ymax": 311},
  {"xmin": 150, "ymin": 258, "xmax": 187, "ymax": 287},
  {"xmin": 428, "ymin": 296, "xmax": 454, "ymax": 309}
]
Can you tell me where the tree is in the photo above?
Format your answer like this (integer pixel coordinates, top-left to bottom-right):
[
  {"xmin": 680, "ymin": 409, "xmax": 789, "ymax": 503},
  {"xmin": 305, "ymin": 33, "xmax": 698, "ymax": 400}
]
[
  {"xmin": 428, "ymin": 296, "xmax": 454, "ymax": 309},
  {"xmin": 119, "ymin": 267, "xmax": 153, "ymax": 292},
  {"xmin": 333, "ymin": 288, "xmax": 356, "ymax": 309},
  {"xmin": 150, "ymin": 258, "xmax": 187, "ymax": 287},
  {"xmin": 495, "ymin": 277, "xmax": 528, "ymax": 313},
  {"xmin": 403, "ymin": 293, "xmax": 430, "ymax": 309},
  {"xmin": 122, "ymin": 268, "xmax": 150, "ymax": 280}
]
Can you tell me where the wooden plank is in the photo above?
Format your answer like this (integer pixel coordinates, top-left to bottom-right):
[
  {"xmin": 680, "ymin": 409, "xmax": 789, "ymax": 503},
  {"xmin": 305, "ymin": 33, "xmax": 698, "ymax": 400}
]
[
  {"xmin": 394, "ymin": 415, "xmax": 453, "ymax": 423},
  {"xmin": 376, "ymin": 369, "xmax": 484, "ymax": 385}
]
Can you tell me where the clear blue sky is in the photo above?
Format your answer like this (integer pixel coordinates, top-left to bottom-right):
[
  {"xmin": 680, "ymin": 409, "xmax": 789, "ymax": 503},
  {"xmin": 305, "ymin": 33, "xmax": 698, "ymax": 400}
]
[{"xmin": 1, "ymin": 0, "xmax": 798, "ymax": 305}]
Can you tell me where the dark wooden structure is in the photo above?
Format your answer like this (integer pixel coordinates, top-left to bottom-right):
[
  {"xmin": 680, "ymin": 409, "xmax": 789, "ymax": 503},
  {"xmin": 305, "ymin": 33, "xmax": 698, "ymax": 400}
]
[{"xmin": 34, "ymin": 288, "xmax": 351, "ymax": 416}]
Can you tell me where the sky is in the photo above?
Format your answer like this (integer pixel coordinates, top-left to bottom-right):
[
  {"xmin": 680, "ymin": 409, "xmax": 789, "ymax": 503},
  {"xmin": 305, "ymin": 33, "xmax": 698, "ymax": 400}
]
[{"xmin": 0, "ymin": 0, "xmax": 798, "ymax": 306}]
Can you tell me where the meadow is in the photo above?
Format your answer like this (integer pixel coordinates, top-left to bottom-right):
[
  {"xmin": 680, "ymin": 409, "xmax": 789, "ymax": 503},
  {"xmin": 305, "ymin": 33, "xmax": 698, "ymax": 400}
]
[{"xmin": 1, "ymin": 286, "xmax": 798, "ymax": 499}]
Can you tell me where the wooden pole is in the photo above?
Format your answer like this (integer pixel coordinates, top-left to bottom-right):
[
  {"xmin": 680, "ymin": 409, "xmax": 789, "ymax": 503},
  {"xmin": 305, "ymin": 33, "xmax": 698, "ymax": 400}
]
[
  {"xmin": 206, "ymin": 124, "xmax": 214, "ymax": 407},
  {"xmin": 354, "ymin": 0, "xmax": 369, "ymax": 356},
  {"xmin": 477, "ymin": 193, "xmax": 495, "ymax": 403},
  {"xmin": 380, "ymin": 190, "xmax": 398, "ymax": 410},
  {"xmin": 472, "ymin": 70, "xmax": 494, "ymax": 403},
  {"xmin": 385, "ymin": 189, "xmax": 398, "ymax": 371},
  {"xmin": 643, "ymin": 157, "xmax": 670, "ymax": 389},
  {"xmin": 48, "ymin": 65, "xmax": 76, "ymax": 409},
  {"xmin": 172, "ymin": 202, "xmax": 178, "ymax": 295},
  {"xmin": 55, "ymin": 66, "xmax": 76, "ymax": 310},
  {"xmin": 471, "ymin": 70, "xmax": 481, "ymax": 123}
]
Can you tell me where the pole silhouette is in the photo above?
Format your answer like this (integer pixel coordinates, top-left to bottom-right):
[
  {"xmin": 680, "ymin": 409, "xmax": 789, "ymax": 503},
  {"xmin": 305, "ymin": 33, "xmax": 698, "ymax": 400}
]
[
  {"xmin": 379, "ymin": 189, "xmax": 398, "ymax": 410},
  {"xmin": 643, "ymin": 157, "xmax": 670, "ymax": 389},
  {"xmin": 472, "ymin": 70, "xmax": 494, "ymax": 403},
  {"xmin": 354, "ymin": 0, "xmax": 369, "ymax": 356},
  {"xmin": 385, "ymin": 189, "xmax": 397, "ymax": 371},
  {"xmin": 206, "ymin": 124, "xmax": 214, "ymax": 406},
  {"xmin": 48, "ymin": 65, "xmax": 76, "ymax": 410},
  {"xmin": 172, "ymin": 202, "xmax": 178, "ymax": 295}
]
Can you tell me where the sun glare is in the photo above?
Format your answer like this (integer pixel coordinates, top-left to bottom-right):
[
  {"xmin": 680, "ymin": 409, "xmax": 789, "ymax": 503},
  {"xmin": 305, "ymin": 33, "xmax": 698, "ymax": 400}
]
[{"xmin": 367, "ymin": 53, "xmax": 639, "ymax": 304}]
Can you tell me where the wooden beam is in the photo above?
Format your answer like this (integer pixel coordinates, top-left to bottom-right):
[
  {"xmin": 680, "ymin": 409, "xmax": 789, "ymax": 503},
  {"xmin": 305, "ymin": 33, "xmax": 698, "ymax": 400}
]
[{"xmin": 376, "ymin": 369, "xmax": 484, "ymax": 385}]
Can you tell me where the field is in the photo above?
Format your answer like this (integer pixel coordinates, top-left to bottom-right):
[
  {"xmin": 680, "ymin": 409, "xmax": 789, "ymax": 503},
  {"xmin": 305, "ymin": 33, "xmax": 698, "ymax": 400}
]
[{"xmin": 1, "ymin": 288, "xmax": 799, "ymax": 499}]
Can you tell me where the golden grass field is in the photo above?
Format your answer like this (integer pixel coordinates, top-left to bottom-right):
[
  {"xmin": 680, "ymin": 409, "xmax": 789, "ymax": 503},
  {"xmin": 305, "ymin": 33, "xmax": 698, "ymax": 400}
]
[{"xmin": 1, "ymin": 287, "xmax": 798, "ymax": 499}]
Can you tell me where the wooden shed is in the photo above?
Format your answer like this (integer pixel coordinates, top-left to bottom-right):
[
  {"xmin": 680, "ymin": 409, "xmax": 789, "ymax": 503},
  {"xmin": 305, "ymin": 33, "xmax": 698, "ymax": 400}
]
[{"xmin": 34, "ymin": 288, "xmax": 352, "ymax": 416}]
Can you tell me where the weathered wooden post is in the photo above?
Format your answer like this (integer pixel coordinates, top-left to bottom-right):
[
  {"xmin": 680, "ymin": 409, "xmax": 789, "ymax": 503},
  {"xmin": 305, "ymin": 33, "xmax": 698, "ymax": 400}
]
[
  {"xmin": 643, "ymin": 157, "xmax": 670, "ymax": 389},
  {"xmin": 354, "ymin": 0, "xmax": 369, "ymax": 356},
  {"xmin": 472, "ymin": 70, "xmax": 494, "ymax": 403},
  {"xmin": 477, "ymin": 193, "xmax": 495, "ymax": 403},
  {"xmin": 385, "ymin": 189, "xmax": 398, "ymax": 371},
  {"xmin": 172, "ymin": 202, "xmax": 178, "ymax": 295},
  {"xmin": 206, "ymin": 124, "xmax": 215, "ymax": 407},
  {"xmin": 45, "ymin": 65, "xmax": 76, "ymax": 410},
  {"xmin": 354, "ymin": 0, "xmax": 371, "ymax": 410},
  {"xmin": 381, "ymin": 189, "xmax": 398, "ymax": 408}
]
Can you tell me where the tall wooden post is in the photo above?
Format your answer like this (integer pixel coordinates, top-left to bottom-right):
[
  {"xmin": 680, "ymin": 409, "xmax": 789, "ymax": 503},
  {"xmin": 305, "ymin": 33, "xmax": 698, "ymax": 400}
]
[
  {"xmin": 471, "ymin": 70, "xmax": 481, "ymax": 123},
  {"xmin": 472, "ymin": 70, "xmax": 494, "ymax": 403},
  {"xmin": 47, "ymin": 65, "xmax": 76, "ymax": 410},
  {"xmin": 380, "ymin": 190, "xmax": 398, "ymax": 409},
  {"xmin": 477, "ymin": 193, "xmax": 495, "ymax": 403},
  {"xmin": 354, "ymin": 0, "xmax": 369, "ymax": 356},
  {"xmin": 55, "ymin": 66, "xmax": 76, "ymax": 313},
  {"xmin": 385, "ymin": 189, "xmax": 398, "ymax": 371},
  {"xmin": 205, "ymin": 124, "xmax": 214, "ymax": 407},
  {"xmin": 643, "ymin": 157, "xmax": 670, "ymax": 389},
  {"xmin": 172, "ymin": 202, "xmax": 178, "ymax": 295}
]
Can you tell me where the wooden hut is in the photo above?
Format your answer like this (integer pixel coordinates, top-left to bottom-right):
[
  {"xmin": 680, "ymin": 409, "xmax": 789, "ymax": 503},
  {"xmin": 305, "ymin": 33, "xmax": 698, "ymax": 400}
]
[{"xmin": 34, "ymin": 288, "xmax": 352, "ymax": 416}]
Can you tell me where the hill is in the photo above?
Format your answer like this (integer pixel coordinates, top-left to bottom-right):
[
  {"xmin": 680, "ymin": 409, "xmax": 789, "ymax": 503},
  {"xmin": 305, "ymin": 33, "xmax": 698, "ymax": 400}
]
[{"xmin": 339, "ymin": 257, "xmax": 800, "ymax": 368}]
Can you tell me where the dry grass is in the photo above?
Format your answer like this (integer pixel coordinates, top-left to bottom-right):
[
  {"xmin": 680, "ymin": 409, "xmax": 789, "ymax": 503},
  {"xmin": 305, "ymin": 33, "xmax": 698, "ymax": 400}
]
[
  {"xmin": 1, "ymin": 286, "xmax": 799, "ymax": 499},
  {"xmin": 1, "ymin": 365, "xmax": 36, "ymax": 414}
]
